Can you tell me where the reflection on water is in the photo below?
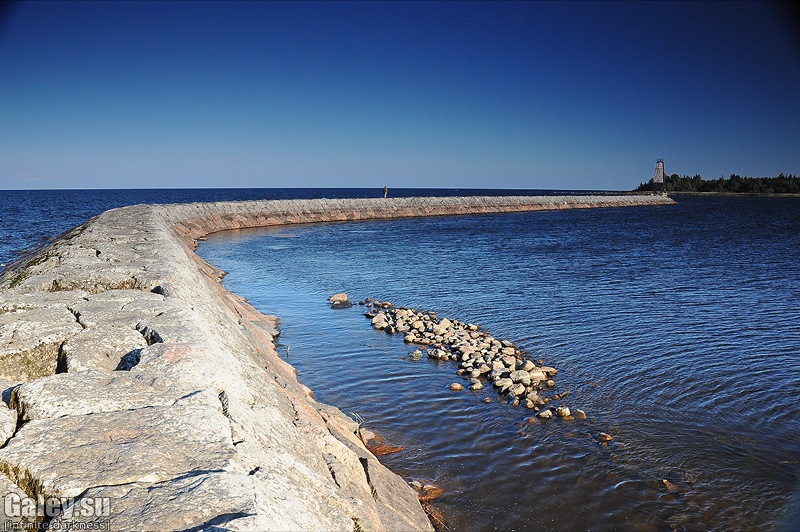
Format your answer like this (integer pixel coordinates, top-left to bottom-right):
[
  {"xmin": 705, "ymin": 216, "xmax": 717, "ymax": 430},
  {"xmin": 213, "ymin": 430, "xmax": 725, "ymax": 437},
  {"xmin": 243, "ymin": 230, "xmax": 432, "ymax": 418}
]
[{"xmin": 199, "ymin": 196, "xmax": 800, "ymax": 530}]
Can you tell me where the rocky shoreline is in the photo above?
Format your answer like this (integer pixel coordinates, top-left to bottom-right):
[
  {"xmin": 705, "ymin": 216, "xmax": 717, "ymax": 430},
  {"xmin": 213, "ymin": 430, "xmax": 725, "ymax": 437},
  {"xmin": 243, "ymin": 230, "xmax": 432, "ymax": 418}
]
[{"xmin": 0, "ymin": 195, "xmax": 672, "ymax": 530}]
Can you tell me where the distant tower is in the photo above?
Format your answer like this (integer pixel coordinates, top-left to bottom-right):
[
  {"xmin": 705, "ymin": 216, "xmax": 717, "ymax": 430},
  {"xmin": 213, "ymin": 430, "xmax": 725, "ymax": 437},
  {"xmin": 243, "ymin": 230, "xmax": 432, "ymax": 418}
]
[{"xmin": 653, "ymin": 159, "xmax": 665, "ymax": 194}]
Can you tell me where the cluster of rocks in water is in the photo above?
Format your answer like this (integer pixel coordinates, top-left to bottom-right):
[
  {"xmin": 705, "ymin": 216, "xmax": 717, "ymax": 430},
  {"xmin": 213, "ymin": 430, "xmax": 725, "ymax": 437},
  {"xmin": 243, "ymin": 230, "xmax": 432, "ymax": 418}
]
[{"xmin": 354, "ymin": 296, "xmax": 587, "ymax": 422}]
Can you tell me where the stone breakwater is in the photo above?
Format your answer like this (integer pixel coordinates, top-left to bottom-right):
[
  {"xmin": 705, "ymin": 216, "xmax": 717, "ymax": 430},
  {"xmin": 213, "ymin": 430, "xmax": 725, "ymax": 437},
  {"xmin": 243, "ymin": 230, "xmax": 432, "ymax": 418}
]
[{"xmin": 0, "ymin": 195, "xmax": 673, "ymax": 530}]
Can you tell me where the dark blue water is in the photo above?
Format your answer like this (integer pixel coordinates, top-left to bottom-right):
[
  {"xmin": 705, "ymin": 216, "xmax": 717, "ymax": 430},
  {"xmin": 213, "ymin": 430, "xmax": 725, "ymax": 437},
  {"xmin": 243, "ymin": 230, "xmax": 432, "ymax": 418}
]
[
  {"xmin": 196, "ymin": 195, "xmax": 800, "ymax": 531},
  {"xmin": 3, "ymin": 190, "xmax": 800, "ymax": 530}
]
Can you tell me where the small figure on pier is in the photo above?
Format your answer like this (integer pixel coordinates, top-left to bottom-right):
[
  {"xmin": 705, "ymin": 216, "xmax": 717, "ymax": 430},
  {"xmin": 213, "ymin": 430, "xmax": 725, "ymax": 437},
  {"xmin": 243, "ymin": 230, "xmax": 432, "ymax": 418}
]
[{"xmin": 383, "ymin": 185, "xmax": 388, "ymax": 199}]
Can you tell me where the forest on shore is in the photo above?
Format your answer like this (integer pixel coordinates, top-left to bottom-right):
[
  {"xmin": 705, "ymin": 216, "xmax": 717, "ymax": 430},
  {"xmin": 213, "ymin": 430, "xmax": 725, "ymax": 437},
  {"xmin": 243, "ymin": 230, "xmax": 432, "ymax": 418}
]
[{"xmin": 634, "ymin": 173, "xmax": 800, "ymax": 194}]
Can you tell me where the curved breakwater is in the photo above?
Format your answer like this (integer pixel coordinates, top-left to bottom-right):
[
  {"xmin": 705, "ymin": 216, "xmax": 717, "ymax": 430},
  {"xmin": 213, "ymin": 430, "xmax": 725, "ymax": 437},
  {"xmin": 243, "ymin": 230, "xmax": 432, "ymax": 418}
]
[{"xmin": 0, "ymin": 194, "xmax": 673, "ymax": 530}]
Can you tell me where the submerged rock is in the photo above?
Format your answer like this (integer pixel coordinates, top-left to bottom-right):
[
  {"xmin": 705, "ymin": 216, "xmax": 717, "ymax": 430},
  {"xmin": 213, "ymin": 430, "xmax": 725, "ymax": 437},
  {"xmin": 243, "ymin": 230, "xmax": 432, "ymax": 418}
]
[{"xmin": 596, "ymin": 432, "xmax": 613, "ymax": 443}]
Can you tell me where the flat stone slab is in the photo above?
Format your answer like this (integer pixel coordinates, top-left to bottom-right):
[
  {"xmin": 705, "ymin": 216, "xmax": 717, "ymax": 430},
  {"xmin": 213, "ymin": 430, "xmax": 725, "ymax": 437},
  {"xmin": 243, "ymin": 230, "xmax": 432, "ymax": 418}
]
[
  {"xmin": 0, "ymin": 289, "xmax": 88, "ymax": 313},
  {"xmin": 12, "ymin": 370, "xmax": 220, "ymax": 421},
  {"xmin": 49, "ymin": 471, "xmax": 259, "ymax": 531},
  {"xmin": 68, "ymin": 291, "xmax": 165, "ymax": 329},
  {"xmin": 60, "ymin": 326, "xmax": 147, "ymax": 372},
  {"xmin": 0, "ymin": 404, "xmax": 235, "ymax": 499},
  {"xmin": 0, "ymin": 306, "xmax": 83, "ymax": 381}
]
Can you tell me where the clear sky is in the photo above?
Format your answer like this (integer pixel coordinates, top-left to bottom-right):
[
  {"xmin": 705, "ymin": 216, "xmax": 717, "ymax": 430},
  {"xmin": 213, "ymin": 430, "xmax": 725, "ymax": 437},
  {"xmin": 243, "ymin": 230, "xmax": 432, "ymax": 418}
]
[{"xmin": 1, "ymin": 1, "xmax": 798, "ymax": 190}]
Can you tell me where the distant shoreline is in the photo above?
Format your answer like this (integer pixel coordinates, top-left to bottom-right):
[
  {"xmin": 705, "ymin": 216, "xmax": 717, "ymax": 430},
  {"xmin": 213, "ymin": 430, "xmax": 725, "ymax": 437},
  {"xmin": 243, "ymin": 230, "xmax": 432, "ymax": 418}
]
[{"xmin": 666, "ymin": 191, "xmax": 800, "ymax": 198}]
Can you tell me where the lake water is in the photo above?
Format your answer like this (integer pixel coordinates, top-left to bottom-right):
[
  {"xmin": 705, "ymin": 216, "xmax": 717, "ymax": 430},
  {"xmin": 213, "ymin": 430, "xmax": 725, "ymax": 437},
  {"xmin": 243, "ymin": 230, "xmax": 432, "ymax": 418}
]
[
  {"xmin": 2, "ymin": 190, "xmax": 799, "ymax": 530},
  {"xmin": 196, "ymin": 195, "xmax": 800, "ymax": 531}
]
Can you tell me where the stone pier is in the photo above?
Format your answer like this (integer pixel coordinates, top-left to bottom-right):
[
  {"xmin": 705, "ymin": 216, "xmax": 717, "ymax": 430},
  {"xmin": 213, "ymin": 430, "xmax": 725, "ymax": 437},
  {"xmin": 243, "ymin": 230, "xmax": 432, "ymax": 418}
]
[{"xmin": 0, "ymin": 194, "xmax": 674, "ymax": 530}]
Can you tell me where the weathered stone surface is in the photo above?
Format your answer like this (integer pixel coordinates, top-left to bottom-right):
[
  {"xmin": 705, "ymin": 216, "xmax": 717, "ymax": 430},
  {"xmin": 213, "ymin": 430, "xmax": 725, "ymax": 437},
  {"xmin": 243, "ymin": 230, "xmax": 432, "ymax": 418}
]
[
  {"xmin": 135, "ymin": 301, "xmax": 206, "ymax": 344},
  {"xmin": 12, "ymin": 370, "xmax": 219, "ymax": 421},
  {"xmin": 0, "ymin": 289, "xmax": 88, "ymax": 314},
  {"xmin": 0, "ymin": 405, "xmax": 234, "ymax": 498},
  {"xmin": 494, "ymin": 377, "xmax": 513, "ymax": 392},
  {"xmin": 0, "ymin": 406, "xmax": 16, "ymax": 446},
  {"xmin": 329, "ymin": 292, "xmax": 349, "ymax": 303},
  {"xmin": 130, "ymin": 343, "xmax": 256, "ymax": 403},
  {"xmin": 50, "ymin": 471, "xmax": 261, "ymax": 531},
  {"xmin": 509, "ymin": 383, "xmax": 527, "ymax": 396},
  {"xmin": 510, "ymin": 369, "xmax": 532, "ymax": 385},
  {"xmin": 0, "ymin": 307, "xmax": 83, "ymax": 381},
  {"xmin": 60, "ymin": 326, "xmax": 147, "ymax": 372},
  {"xmin": 555, "ymin": 406, "xmax": 571, "ymax": 418},
  {"xmin": 0, "ymin": 471, "xmax": 31, "ymax": 529}
]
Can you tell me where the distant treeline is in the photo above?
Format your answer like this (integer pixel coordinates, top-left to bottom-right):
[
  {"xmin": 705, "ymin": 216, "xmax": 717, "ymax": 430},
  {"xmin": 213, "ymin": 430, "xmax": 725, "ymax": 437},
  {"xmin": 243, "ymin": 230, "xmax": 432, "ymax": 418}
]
[{"xmin": 635, "ymin": 173, "xmax": 800, "ymax": 194}]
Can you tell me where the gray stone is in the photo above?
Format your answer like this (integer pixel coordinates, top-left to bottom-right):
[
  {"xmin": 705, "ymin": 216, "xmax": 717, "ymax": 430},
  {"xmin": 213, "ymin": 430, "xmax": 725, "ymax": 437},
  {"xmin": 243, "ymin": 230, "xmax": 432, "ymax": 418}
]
[
  {"xmin": 489, "ymin": 368, "xmax": 506, "ymax": 379},
  {"xmin": 542, "ymin": 366, "xmax": 558, "ymax": 377},
  {"xmin": 509, "ymin": 383, "xmax": 527, "ymax": 396},
  {"xmin": 135, "ymin": 301, "xmax": 206, "ymax": 344},
  {"xmin": 50, "ymin": 471, "xmax": 263, "ymax": 531},
  {"xmin": 528, "ymin": 369, "xmax": 547, "ymax": 383},
  {"xmin": 510, "ymin": 370, "xmax": 532, "ymax": 386},
  {"xmin": 68, "ymin": 292, "xmax": 165, "ymax": 329},
  {"xmin": 0, "ymin": 406, "xmax": 16, "ymax": 446},
  {"xmin": 525, "ymin": 393, "xmax": 545, "ymax": 406},
  {"xmin": 555, "ymin": 406, "xmax": 571, "ymax": 418},
  {"xmin": 329, "ymin": 292, "xmax": 348, "ymax": 303},
  {"xmin": 60, "ymin": 326, "xmax": 148, "ymax": 372},
  {"xmin": 0, "ymin": 307, "xmax": 83, "ymax": 381},
  {"xmin": 0, "ymin": 289, "xmax": 88, "ymax": 314},
  {"xmin": 11, "ymin": 370, "xmax": 220, "ymax": 421},
  {"xmin": 501, "ymin": 355, "xmax": 517, "ymax": 367},
  {"xmin": 0, "ymin": 405, "xmax": 234, "ymax": 498},
  {"xmin": 494, "ymin": 377, "xmax": 513, "ymax": 393},
  {"xmin": 0, "ymin": 471, "xmax": 32, "ymax": 529}
]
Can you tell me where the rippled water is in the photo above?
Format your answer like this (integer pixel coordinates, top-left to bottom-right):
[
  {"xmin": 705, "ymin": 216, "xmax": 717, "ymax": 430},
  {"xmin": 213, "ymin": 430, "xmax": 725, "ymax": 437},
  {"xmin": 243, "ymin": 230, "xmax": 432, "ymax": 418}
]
[{"xmin": 198, "ymin": 195, "xmax": 800, "ymax": 531}]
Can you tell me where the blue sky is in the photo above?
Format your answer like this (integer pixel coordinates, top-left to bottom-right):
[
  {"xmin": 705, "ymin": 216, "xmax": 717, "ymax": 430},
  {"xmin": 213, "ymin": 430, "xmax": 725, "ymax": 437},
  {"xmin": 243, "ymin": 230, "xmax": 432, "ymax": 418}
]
[{"xmin": 1, "ymin": 1, "xmax": 798, "ymax": 190}]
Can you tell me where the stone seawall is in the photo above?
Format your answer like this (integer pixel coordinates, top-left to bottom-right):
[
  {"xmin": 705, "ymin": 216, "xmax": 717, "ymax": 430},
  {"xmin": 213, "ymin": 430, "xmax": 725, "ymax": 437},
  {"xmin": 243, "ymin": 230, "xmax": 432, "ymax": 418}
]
[{"xmin": 0, "ymin": 195, "xmax": 674, "ymax": 530}]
